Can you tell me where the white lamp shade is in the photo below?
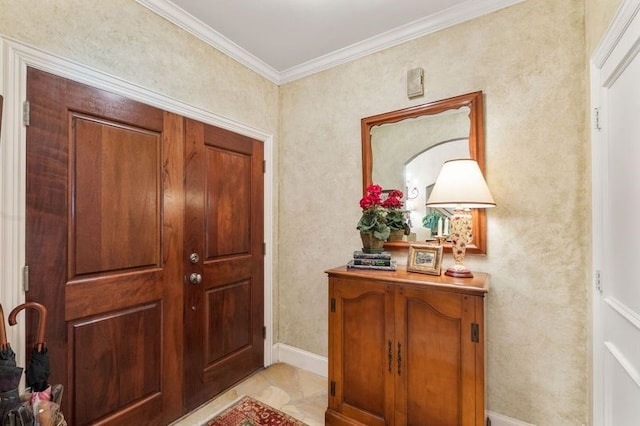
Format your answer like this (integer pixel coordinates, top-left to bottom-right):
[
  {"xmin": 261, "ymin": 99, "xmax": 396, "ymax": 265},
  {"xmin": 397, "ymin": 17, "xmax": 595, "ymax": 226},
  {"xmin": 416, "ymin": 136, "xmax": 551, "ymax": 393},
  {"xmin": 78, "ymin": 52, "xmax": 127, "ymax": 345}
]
[{"xmin": 426, "ymin": 158, "xmax": 496, "ymax": 208}]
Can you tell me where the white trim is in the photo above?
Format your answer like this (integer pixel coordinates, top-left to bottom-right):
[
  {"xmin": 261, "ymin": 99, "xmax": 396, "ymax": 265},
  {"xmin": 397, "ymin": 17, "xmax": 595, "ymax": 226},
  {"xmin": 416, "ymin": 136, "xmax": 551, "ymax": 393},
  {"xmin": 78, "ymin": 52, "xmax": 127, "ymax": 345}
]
[
  {"xmin": 590, "ymin": 57, "xmax": 605, "ymax": 426},
  {"xmin": 605, "ymin": 296, "xmax": 640, "ymax": 331},
  {"xmin": 0, "ymin": 35, "xmax": 275, "ymax": 369},
  {"xmin": 271, "ymin": 343, "xmax": 328, "ymax": 378},
  {"xmin": 137, "ymin": 0, "xmax": 525, "ymax": 84},
  {"xmin": 0, "ymin": 34, "xmax": 29, "ymax": 373},
  {"xmin": 262, "ymin": 148, "xmax": 274, "ymax": 367},
  {"xmin": 604, "ymin": 342, "xmax": 640, "ymax": 389},
  {"xmin": 592, "ymin": 0, "xmax": 640, "ymax": 67},
  {"xmin": 486, "ymin": 411, "xmax": 536, "ymax": 426}
]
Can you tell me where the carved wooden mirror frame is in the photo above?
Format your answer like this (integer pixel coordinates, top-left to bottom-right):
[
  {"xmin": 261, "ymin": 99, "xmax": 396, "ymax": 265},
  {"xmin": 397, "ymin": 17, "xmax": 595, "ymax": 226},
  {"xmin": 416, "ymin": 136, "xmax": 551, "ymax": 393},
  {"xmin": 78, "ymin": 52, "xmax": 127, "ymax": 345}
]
[{"xmin": 361, "ymin": 91, "xmax": 486, "ymax": 254}]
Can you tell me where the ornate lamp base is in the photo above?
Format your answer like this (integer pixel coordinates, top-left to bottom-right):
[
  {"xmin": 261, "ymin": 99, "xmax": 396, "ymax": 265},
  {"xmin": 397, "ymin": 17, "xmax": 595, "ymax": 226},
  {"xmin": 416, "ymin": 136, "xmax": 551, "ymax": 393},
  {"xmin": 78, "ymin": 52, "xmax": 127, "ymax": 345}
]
[
  {"xmin": 446, "ymin": 207, "xmax": 474, "ymax": 278},
  {"xmin": 445, "ymin": 264, "xmax": 473, "ymax": 278}
]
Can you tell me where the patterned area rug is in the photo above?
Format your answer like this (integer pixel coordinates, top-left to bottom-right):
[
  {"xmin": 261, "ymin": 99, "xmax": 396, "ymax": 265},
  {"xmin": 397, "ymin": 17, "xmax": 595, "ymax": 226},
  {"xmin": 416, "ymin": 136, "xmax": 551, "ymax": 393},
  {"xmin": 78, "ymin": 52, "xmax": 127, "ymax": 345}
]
[{"xmin": 206, "ymin": 396, "xmax": 307, "ymax": 426}]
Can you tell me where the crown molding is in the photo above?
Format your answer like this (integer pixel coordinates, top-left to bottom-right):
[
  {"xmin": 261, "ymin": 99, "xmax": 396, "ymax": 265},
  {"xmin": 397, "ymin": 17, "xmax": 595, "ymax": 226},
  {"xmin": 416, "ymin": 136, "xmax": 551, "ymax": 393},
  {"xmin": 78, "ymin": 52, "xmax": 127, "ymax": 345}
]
[
  {"xmin": 279, "ymin": 0, "xmax": 525, "ymax": 83},
  {"xmin": 591, "ymin": 0, "xmax": 640, "ymax": 68},
  {"xmin": 137, "ymin": 0, "xmax": 525, "ymax": 85}
]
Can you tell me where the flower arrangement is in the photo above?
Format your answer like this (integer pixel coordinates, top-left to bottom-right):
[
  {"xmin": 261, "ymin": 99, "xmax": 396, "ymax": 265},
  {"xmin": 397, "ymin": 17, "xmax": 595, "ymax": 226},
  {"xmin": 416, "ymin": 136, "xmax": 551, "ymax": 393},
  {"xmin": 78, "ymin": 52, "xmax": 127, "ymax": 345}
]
[
  {"xmin": 383, "ymin": 189, "xmax": 411, "ymax": 236},
  {"xmin": 357, "ymin": 184, "xmax": 389, "ymax": 241},
  {"xmin": 357, "ymin": 184, "xmax": 410, "ymax": 242}
]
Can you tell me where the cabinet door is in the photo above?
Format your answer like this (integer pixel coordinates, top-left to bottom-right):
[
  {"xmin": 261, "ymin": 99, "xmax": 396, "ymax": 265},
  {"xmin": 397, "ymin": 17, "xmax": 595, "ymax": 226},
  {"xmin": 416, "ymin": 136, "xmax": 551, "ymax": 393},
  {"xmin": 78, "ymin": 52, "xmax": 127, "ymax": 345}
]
[
  {"xmin": 328, "ymin": 277, "xmax": 395, "ymax": 425},
  {"xmin": 394, "ymin": 287, "xmax": 480, "ymax": 426}
]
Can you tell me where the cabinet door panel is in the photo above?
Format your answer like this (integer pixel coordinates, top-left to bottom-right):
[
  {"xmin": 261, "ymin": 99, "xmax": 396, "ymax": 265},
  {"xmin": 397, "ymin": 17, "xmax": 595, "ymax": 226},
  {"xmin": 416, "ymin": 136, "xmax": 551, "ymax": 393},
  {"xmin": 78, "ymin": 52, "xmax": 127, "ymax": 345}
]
[{"xmin": 329, "ymin": 277, "xmax": 394, "ymax": 425}]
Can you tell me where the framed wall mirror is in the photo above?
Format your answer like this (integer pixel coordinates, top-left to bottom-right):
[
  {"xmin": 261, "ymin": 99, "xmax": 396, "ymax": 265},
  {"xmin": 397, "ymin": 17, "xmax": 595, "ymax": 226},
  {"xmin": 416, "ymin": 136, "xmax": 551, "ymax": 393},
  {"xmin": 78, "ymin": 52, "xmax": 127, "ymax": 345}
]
[{"xmin": 361, "ymin": 91, "xmax": 487, "ymax": 254}]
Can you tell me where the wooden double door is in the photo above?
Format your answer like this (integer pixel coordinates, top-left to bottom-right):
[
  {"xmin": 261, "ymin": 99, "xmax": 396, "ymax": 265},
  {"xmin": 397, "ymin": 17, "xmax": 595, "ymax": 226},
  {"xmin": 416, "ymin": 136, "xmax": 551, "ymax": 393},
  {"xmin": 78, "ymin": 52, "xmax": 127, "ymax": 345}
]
[{"xmin": 24, "ymin": 68, "xmax": 264, "ymax": 425}]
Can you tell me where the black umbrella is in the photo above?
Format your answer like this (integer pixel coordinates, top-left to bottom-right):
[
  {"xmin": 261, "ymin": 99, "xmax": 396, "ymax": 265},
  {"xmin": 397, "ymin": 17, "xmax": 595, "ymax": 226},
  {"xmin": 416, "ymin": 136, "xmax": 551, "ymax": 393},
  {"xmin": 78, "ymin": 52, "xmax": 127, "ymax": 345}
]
[
  {"xmin": 8, "ymin": 302, "xmax": 49, "ymax": 393},
  {"xmin": 0, "ymin": 304, "xmax": 23, "ymax": 421}
]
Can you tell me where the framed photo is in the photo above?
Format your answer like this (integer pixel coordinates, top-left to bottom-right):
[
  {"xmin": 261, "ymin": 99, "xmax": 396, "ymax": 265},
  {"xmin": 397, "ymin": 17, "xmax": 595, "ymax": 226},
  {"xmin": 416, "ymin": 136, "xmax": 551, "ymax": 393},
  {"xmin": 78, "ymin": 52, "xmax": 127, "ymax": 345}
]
[{"xmin": 406, "ymin": 244, "xmax": 443, "ymax": 275}]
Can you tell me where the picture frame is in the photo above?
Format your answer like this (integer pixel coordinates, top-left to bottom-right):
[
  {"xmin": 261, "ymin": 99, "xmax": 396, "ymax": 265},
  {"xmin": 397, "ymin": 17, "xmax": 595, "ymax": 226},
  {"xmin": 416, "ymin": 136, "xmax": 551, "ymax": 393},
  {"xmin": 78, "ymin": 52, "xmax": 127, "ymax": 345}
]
[{"xmin": 406, "ymin": 243, "xmax": 443, "ymax": 275}]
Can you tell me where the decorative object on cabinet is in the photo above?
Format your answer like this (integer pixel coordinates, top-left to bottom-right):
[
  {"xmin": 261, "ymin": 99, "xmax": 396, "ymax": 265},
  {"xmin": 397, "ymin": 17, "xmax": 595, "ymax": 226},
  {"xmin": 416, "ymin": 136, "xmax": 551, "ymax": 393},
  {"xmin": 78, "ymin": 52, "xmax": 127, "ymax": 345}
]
[
  {"xmin": 406, "ymin": 243, "xmax": 442, "ymax": 275},
  {"xmin": 427, "ymin": 158, "xmax": 495, "ymax": 278},
  {"xmin": 357, "ymin": 184, "xmax": 390, "ymax": 251},
  {"xmin": 348, "ymin": 251, "xmax": 396, "ymax": 271},
  {"xmin": 357, "ymin": 184, "xmax": 410, "ymax": 251},
  {"xmin": 383, "ymin": 189, "xmax": 410, "ymax": 239},
  {"xmin": 325, "ymin": 266, "xmax": 489, "ymax": 425}
]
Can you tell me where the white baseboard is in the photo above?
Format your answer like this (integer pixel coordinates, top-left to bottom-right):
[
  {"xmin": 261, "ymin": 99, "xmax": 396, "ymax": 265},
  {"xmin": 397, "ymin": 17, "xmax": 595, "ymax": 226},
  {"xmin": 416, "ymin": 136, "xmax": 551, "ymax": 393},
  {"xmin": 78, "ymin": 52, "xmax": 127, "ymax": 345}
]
[
  {"xmin": 271, "ymin": 343, "xmax": 328, "ymax": 378},
  {"xmin": 486, "ymin": 410, "xmax": 535, "ymax": 426},
  {"xmin": 270, "ymin": 344, "xmax": 533, "ymax": 426}
]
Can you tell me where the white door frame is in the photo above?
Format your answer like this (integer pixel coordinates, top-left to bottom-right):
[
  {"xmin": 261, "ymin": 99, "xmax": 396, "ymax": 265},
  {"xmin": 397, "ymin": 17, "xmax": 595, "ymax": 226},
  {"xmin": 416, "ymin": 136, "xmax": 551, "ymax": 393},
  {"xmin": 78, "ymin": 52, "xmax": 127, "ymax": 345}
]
[
  {"xmin": 591, "ymin": 0, "xmax": 640, "ymax": 424},
  {"xmin": 0, "ymin": 36, "xmax": 275, "ymax": 369}
]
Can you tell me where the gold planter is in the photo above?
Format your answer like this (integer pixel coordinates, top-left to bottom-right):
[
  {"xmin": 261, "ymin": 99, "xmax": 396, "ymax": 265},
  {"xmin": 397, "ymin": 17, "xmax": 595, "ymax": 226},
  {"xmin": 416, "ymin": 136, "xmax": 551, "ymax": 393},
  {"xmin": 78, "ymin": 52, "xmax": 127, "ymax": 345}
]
[
  {"xmin": 360, "ymin": 232, "xmax": 385, "ymax": 253},
  {"xmin": 388, "ymin": 229, "xmax": 404, "ymax": 241}
]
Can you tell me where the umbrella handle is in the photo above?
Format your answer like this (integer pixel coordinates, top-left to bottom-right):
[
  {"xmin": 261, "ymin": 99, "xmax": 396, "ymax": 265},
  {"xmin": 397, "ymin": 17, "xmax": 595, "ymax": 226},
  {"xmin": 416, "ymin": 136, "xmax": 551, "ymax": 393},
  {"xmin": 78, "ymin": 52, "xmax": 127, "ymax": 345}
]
[
  {"xmin": 0, "ymin": 304, "xmax": 8, "ymax": 349},
  {"xmin": 8, "ymin": 302, "xmax": 47, "ymax": 351}
]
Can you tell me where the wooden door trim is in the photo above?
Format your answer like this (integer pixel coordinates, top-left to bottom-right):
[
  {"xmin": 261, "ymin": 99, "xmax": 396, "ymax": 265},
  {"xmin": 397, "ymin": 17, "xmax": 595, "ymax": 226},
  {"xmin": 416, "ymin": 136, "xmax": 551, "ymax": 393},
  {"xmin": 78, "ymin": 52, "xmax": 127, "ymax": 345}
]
[{"xmin": 0, "ymin": 38, "xmax": 275, "ymax": 371}]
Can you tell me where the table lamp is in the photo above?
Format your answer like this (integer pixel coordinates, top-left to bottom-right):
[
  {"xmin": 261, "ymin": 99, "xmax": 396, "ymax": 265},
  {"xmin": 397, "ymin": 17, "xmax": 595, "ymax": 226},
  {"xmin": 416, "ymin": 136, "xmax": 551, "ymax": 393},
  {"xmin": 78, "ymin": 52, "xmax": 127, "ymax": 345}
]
[{"xmin": 426, "ymin": 159, "xmax": 495, "ymax": 278}]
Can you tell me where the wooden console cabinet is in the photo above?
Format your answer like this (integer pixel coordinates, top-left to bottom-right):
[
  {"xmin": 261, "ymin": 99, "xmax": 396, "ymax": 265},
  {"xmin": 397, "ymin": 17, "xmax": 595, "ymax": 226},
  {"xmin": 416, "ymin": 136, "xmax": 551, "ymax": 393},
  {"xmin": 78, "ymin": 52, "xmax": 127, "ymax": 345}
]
[{"xmin": 326, "ymin": 265, "xmax": 489, "ymax": 426}]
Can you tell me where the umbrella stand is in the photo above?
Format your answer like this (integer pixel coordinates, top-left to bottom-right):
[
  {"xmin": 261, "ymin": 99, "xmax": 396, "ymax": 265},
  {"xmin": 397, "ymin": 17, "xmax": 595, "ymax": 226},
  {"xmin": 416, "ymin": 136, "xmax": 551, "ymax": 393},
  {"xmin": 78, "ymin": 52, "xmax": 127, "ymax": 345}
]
[
  {"xmin": 8, "ymin": 302, "xmax": 49, "ymax": 394},
  {"xmin": 0, "ymin": 304, "xmax": 23, "ymax": 422},
  {"xmin": 4, "ymin": 303, "xmax": 66, "ymax": 426}
]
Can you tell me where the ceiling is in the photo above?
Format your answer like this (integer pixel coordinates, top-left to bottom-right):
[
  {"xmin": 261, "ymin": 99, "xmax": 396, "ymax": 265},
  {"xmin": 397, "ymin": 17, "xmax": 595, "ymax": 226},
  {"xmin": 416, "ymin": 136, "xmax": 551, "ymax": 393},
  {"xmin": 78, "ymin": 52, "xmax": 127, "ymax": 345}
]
[{"xmin": 137, "ymin": 0, "xmax": 524, "ymax": 84}]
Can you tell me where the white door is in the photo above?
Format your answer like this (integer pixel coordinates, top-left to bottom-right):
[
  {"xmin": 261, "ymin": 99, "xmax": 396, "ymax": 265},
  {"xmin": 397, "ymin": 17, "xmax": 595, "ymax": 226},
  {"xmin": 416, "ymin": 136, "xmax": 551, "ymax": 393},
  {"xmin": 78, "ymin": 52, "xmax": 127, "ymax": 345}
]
[{"xmin": 591, "ymin": 1, "xmax": 640, "ymax": 425}]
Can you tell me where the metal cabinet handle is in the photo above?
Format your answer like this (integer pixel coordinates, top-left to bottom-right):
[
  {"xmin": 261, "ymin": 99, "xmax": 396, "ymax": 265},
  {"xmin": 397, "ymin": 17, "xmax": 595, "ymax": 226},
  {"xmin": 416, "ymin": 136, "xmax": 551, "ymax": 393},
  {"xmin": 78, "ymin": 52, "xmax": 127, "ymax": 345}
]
[{"xmin": 397, "ymin": 343, "xmax": 402, "ymax": 376}]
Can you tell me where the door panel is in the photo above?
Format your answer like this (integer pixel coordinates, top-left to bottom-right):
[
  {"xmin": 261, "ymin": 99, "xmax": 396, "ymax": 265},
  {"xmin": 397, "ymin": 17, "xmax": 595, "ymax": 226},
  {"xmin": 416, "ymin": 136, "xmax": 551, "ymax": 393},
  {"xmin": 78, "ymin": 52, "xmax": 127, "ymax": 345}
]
[
  {"xmin": 69, "ymin": 303, "xmax": 161, "ymax": 425},
  {"xmin": 205, "ymin": 147, "xmax": 252, "ymax": 256},
  {"xmin": 71, "ymin": 114, "xmax": 161, "ymax": 275},
  {"xmin": 26, "ymin": 68, "xmax": 184, "ymax": 425},
  {"xmin": 593, "ymin": 4, "xmax": 640, "ymax": 425},
  {"xmin": 184, "ymin": 118, "xmax": 264, "ymax": 410},
  {"xmin": 206, "ymin": 280, "xmax": 251, "ymax": 362}
]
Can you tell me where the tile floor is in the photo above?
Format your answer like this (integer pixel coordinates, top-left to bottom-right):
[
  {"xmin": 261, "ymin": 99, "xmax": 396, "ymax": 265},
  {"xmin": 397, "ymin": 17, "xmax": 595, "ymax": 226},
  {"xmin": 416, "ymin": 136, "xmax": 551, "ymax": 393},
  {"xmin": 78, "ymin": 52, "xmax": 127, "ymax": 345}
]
[{"xmin": 171, "ymin": 363, "xmax": 327, "ymax": 426}]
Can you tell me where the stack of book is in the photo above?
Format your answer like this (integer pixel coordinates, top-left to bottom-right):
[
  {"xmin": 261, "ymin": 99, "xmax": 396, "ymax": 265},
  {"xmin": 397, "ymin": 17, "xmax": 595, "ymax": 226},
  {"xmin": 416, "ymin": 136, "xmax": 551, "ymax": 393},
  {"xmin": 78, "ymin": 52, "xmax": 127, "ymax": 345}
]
[{"xmin": 347, "ymin": 251, "xmax": 396, "ymax": 271}]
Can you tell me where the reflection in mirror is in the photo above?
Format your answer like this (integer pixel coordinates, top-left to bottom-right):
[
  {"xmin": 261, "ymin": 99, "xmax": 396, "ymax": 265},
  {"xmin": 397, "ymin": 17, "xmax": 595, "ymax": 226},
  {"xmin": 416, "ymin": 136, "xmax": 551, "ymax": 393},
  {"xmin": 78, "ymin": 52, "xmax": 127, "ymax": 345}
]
[
  {"xmin": 361, "ymin": 91, "xmax": 486, "ymax": 254},
  {"xmin": 371, "ymin": 107, "xmax": 471, "ymax": 192},
  {"xmin": 404, "ymin": 137, "xmax": 468, "ymax": 240}
]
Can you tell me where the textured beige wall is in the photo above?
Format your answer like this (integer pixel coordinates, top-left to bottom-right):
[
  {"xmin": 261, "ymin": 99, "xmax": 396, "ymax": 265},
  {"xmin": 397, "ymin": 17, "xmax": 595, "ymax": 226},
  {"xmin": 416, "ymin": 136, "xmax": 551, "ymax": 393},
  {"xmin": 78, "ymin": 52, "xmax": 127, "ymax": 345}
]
[
  {"xmin": 279, "ymin": 0, "xmax": 588, "ymax": 424},
  {"xmin": 585, "ymin": 0, "xmax": 624, "ymax": 56},
  {"xmin": 0, "ymin": 0, "xmax": 278, "ymax": 134}
]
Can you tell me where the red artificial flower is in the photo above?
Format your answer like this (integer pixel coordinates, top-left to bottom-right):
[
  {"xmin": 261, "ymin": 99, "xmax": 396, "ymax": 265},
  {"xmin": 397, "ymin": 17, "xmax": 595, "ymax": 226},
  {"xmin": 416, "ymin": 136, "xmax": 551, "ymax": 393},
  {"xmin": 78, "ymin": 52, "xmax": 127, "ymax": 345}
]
[
  {"xmin": 382, "ymin": 189, "xmax": 404, "ymax": 209},
  {"xmin": 365, "ymin": 184, "xmax": 383, "ymax": 197},
  {"xmin": 359, "ymin": 195, "xmax": 380, "ymax": 210},
  {"xmin": 387, "ymin": 189, "xmax": 403, "ymax": 199},
  {"xmin": 360, "ymin": 184, "xmax": 384, "ymax": 210}
]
